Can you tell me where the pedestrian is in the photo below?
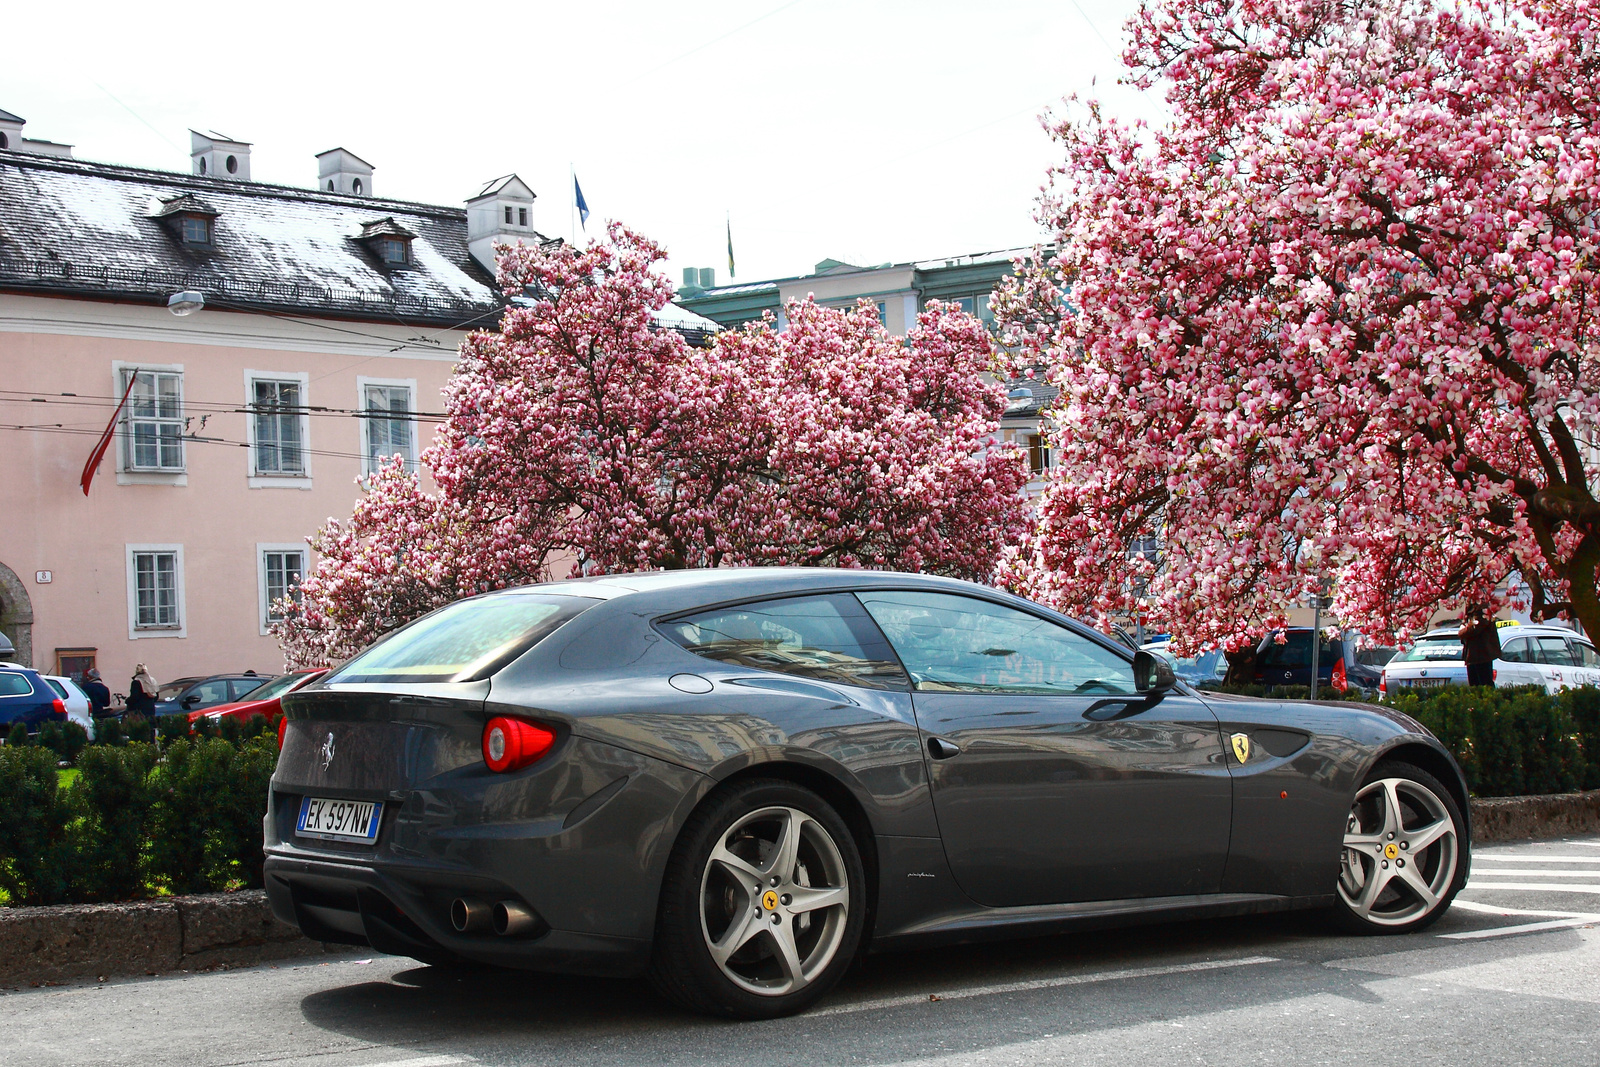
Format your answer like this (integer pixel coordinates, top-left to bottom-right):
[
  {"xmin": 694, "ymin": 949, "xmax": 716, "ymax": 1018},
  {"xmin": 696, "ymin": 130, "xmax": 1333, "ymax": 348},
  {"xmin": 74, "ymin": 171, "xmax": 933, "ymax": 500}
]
[
  {"xmin": 82, "ymin": 668, "xmax": 112, "ymax": 718},
  {"xmin": 126, "ymin": 663, "xmax": 158, "ymax": 716},
  {"xmin": 1459, "ymin": 604, "xmax": 1502, "ymax": 688}
]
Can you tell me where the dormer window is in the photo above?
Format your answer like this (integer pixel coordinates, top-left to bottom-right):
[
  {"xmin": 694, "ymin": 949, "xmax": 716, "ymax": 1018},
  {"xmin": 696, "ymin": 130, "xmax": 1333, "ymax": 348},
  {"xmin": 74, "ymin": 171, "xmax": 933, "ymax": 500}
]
[
  {"xmin": 504, "ymin": 206, "xmax": 514, "ymax": 224},
  {"xmin": 152, "ymin": 192, "xmax": 219, "ymax": 250},
  {"xmin": 180, "ymin": 216, "xmax": 212, "ymax": 246},
  {"xmin": 357, "ymin": 217, "xmax": 417, "ymax": 268},
  {"xmin": 518, "ymin": 208, "xmax": 528, "ymax": 226}
]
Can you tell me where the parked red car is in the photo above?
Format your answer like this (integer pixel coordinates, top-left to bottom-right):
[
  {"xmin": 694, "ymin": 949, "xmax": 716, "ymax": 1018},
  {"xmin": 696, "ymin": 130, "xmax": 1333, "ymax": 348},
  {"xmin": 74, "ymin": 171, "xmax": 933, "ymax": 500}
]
[{"xmin": 186, "ymin": 668, "xmax": 326, "ymax": 730}]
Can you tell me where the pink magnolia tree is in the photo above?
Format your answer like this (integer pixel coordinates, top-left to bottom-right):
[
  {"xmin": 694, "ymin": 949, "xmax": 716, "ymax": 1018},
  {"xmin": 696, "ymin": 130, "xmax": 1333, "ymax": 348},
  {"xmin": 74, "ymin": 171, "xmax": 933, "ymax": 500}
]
[
  {"xmin": 277, "ymin": 224, "xmax": 1026, "ymax": 664},
  {"xmin": 999, "ymin": 0, "xmax": 1600, "ymax": 651}
]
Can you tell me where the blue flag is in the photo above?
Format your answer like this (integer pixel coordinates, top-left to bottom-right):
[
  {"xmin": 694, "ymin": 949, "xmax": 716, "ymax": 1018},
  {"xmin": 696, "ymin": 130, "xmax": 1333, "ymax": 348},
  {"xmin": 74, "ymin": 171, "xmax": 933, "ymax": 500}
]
[{"xmin": 574, "ymin": 174, "xmax": 590, "ymax": 231}]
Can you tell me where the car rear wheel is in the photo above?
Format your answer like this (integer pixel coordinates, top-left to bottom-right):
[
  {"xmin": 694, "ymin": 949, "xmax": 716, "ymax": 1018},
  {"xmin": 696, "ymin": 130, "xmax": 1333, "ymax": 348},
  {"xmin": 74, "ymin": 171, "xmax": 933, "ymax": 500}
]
[
  {"xmin": 1333, "ymin": 761, "xmax": 1466, "ymax": 934},
  {"xmin": 649, "ymin": 779, "xmax": 865, "ymax": 1018}
]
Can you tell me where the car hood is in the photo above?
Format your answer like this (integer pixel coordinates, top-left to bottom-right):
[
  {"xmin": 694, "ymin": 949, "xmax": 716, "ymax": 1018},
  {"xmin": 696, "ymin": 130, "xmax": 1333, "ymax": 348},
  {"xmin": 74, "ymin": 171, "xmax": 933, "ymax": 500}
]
[{"xmin": 186, "ymin": 697, "xmax": 274, "ymax": 722}]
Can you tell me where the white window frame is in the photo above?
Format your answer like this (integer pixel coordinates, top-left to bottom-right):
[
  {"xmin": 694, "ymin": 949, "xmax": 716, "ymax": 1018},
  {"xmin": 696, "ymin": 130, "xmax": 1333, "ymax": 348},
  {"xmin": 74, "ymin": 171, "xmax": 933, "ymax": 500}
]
[
  {"xmin": 112, "ymin": 360, "xmax": 187, "ymax": 487},
  {"xmin": 244, "ymin": 369, "xmax": 312, "ymax": 488},
  {"xmin": 356, "ymin": 376, "xmax": 419, "ymax": 476},
  {"xmin": 126, "ymin": 543, "xmax": 186, "ymax": 639},
  {"xmin": 257, "ymin": 543, "xmax": 309, "ymax": 635}
]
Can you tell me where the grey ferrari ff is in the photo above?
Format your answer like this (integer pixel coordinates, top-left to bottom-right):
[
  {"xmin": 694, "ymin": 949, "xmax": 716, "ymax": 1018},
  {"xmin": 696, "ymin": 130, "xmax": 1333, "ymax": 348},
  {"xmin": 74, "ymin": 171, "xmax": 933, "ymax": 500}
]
[{"xmin": 265, "ymin": 568, "xmax": 1470, "ymax": 1018}]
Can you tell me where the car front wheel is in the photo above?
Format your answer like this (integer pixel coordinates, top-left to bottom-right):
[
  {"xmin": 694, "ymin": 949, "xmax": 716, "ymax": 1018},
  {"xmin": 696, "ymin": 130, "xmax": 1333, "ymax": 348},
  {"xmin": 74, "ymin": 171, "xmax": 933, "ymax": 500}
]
[
  {"xmin": 1333, "ymin": 761, "xmax": 1466, "ymax": 934},
  {"xmin": 649, "ymin": 779, "xmax": 865, "ymax": 1018}
]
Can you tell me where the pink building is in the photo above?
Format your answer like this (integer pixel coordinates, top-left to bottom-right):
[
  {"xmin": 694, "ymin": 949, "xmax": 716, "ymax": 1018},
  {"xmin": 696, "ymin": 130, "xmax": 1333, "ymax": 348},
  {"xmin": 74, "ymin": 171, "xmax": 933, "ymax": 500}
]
[{"xmin": 0, "ymin": 114, "xmax": 563, "ymax": 694}]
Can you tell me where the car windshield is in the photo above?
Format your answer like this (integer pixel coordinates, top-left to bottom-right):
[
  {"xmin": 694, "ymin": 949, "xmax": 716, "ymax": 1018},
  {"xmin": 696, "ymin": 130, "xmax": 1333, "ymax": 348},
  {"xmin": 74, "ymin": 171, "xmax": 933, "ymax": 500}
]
[
  {"xmin": 237, "ymin": 673, "xmax": 301, "ymax": 700},
  {"xmin": 1356, "ymin": 647, "xmax": 1398, "ymax": 667},
  {"xmin": 1394, "ymin": 637, "xmax": 1463, "ymax": 663},
  {"xmin": 327, "ymin": 594, "xmax": 599, "ymax": 684}
]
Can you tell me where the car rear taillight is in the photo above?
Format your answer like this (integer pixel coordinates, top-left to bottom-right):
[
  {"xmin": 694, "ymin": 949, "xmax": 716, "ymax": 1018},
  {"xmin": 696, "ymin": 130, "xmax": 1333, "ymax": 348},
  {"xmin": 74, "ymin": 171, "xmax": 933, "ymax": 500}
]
[
  {"xmin": 1378, "ymin": 675, "xmax": 1386, "ymax": 694},
  {"xmin": 52, "ymin": 698, "xmax": 66, "ymax": 718},
  {"xmin": 277, "ymin": 715, "xmax": 288, "ymax": 750},
  {"xmin": 483, "ymin": 716, "xmax": 556, "ymax": 773}
]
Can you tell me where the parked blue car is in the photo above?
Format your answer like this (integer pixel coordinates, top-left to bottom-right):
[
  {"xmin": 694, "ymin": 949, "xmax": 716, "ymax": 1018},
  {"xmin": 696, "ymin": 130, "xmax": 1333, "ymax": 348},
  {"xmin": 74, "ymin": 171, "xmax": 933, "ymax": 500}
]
[{"xmin": 0, "ymin": 664, "xmax": 66, "ymax": 733}]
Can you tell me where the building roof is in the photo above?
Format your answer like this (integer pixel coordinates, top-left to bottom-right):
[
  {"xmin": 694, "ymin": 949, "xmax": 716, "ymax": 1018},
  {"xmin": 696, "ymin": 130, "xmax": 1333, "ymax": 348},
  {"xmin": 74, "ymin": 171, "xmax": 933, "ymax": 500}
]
[
  {"xmin": 315, "ymin": 146, "xmax": 375, "ymax": 169},
  {"xmin": 679, "ymin": 246, "xmax": 1033, "ymax": 326},
  {"xmin": 1002, "ymin": 376, "xmax": 1059, "ymax": 420},
  {"xmin": 0, "ymin": 108, "xmax": 23, "ymax": 124},
  {"xmin": 0, "ymin": 149, "xmax": 504, "ymax": 326}
]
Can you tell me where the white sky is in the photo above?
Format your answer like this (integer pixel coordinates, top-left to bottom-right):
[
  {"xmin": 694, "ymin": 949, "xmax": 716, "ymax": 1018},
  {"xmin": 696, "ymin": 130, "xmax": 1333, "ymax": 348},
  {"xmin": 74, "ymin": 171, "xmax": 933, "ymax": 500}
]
[{"xmin": 0, "ymin": 0, "xmax": 1164, "ymax": 286}]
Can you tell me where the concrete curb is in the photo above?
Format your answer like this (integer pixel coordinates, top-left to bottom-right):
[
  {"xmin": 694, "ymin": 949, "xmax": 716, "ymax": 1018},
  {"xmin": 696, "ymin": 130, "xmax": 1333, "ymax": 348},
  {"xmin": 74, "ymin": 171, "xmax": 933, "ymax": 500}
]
[
  {"xmin": 0, "ymin": 890, "xmax": 343, "ymax": 988},
  {"xmin": 1470, "ymin": 790, "xmax": 1600, "ymax": 843}
]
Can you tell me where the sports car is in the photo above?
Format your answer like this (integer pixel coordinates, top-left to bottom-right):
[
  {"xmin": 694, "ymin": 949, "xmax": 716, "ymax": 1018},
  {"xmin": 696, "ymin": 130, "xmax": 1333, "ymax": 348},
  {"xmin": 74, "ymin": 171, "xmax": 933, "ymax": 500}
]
[{"xmin": 265, "ymin": 568, "xmax": 1470, "ymax": 1018}]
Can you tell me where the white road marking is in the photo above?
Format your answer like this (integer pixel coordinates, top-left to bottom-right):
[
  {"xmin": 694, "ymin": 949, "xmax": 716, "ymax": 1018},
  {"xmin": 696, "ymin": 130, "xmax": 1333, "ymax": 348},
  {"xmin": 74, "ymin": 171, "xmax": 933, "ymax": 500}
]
[
  {"xmin": 1466, "ymin": 869, "xmax": 1600, "ymax": 877},
  {"xmin": 1475, "ymin": 855, "xmax": 1600, "ymax": 863},
  {"xmin": 351, "ymin": 1058, "xmax": 467, "ymax": 1067},
  {"xmin": 809, "ymin": 955, "xmax": 1282, "ymax": 1018},
  {"xmin": 1442, "ymin": 917, "xmax": 1600, "ymax": 939},
  {"xmin": 1465, "ymin": 882, "xmax": 1600, "ymax": 893}
]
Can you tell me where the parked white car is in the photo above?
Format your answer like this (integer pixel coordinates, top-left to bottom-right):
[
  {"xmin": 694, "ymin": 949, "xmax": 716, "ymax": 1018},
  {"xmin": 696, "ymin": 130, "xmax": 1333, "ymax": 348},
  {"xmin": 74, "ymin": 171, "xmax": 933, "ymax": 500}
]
[
  {"xmin": 41, "ymin": 674, "xmax": 95, "ymax": 741},
  {"xmin": 1381, "ymin": 622, "xmax": 1600, "ymax": 695}
]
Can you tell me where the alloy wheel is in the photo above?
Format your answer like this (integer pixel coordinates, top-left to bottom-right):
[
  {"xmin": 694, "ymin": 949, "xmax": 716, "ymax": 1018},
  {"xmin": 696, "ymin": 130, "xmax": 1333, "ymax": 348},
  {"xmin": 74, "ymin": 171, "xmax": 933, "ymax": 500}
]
[
  {"xmin": 698, "ymin": 805, "xmax": 851, "ymax": 997},
  {"xmin": 1338, "ymin": 776, "xmax": 1459, "ymax": 926}
]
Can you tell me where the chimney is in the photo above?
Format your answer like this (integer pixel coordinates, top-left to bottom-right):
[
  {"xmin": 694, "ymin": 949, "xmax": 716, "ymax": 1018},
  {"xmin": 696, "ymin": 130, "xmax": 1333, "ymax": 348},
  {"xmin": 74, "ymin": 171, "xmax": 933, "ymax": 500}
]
[
  {"xmin": 190, "ymin": 130, "xmax": 251, "ymax": 180},
  {"xmin": 0, "ymin": 107, "xmax": 74, "ymax": 157},
  {"xmin": 465, "ymin": 174, "xmax": 538, "ymax": 272},
  {"xmin": 316, "ymin": 147, "xmax": 374, "ymax": 196}
]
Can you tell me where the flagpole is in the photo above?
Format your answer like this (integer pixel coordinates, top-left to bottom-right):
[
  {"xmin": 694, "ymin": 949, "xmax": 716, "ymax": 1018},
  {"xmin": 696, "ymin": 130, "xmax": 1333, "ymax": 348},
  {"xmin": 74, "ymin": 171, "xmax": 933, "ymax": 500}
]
[{"xmin": 570, "ymin": 163, "xmax": 576, "ymax": 244}]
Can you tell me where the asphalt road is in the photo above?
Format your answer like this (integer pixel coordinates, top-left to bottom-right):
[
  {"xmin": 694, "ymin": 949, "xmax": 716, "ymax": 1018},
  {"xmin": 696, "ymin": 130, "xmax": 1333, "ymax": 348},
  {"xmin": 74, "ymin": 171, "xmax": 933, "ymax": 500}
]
[{"xmin": 8, "ymin": 835, "xmax": 1600, "ymax": 1067}]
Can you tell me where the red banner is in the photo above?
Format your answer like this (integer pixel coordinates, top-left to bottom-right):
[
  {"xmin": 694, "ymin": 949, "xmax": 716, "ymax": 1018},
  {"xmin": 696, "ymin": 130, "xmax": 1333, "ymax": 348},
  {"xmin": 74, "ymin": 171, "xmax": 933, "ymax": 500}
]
[{"xmin": 80, "ymin": 371, "xmax": 139, "ymax": 496}]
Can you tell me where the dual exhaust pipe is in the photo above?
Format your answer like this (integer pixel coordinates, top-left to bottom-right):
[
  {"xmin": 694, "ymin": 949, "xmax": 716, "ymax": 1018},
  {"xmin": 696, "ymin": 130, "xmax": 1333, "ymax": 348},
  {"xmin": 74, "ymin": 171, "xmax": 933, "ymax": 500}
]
[{"xmin": 450, "ymin": 897, "xmax": 536, "ymax": 937}]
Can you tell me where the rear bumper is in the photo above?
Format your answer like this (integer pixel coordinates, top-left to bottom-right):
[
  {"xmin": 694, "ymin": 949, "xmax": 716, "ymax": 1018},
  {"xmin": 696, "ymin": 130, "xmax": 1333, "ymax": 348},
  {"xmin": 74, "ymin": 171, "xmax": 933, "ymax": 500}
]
[{"xmin": 264, "ymin": 853, "xmax": 650, "ymax": 977}]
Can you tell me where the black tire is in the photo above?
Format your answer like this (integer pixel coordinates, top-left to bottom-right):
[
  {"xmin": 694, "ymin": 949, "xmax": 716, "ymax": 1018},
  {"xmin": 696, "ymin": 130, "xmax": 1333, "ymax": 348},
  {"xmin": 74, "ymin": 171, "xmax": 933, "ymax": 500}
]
[
  {"xmin": 1331, "ymin": 760, "xmax": 1468, "ymax": 935},
  {"xmin": 648, "ymin": 779, "xmax": 866, "ymax": 1018}
]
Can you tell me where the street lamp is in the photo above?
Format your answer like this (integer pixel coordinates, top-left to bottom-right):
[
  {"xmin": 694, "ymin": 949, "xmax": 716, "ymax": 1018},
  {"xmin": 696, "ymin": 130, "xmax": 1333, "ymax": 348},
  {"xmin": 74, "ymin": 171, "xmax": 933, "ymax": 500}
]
[{"xmin": 167, "ymin": 291, "xmax": 204, "ymax": 316}]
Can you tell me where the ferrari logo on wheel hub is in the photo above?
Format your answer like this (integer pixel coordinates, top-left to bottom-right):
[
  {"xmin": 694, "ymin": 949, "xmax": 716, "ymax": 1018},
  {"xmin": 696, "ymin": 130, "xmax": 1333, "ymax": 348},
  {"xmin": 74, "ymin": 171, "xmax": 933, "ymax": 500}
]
[
  {"xmin": 1384, "ymin": 843, "xmax": 1400, "ymax": 859},
  {"xmin": 762, "ymin": 889, "xmax": 779, "ymax": 911},
  {"xmin": 1230, "ymin": 733, "xmax": 1251, "ymax": 763}
]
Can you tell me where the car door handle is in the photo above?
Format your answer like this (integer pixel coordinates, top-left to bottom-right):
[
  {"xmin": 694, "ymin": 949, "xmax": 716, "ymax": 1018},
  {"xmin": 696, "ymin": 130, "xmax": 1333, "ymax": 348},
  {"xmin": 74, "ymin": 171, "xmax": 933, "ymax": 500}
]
[{"xmin": 927, "ymin": 737, "xmax": 961, "ymax": 760}]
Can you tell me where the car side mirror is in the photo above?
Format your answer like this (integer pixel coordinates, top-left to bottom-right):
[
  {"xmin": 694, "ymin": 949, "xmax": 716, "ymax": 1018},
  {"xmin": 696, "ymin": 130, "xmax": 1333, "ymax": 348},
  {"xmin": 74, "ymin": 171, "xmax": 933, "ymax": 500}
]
[
  {"xmin": 1133, "ymin": 650, "xmax": 1178, "ymax": 693},
  {"xmin": 181, "ymin": 695, "xmax": 199, "ymax": 707}
]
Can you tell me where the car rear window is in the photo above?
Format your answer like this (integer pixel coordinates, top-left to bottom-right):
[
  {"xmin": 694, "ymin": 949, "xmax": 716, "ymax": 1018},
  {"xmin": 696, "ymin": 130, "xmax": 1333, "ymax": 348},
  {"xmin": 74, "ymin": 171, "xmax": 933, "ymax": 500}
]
[
  {"xmin": 0, "ymin": 672, "xmax": 34, "ymax": 697},
  {"xmin": 327, "ymin": 594, "xmax": 599, "ymax": 684},
  {"xmin": 1394, "ymin": 637, "xmax": 1462, "ymax": 663},
  {"xmin": 45, "ymin": 679, "xmax": 68, "ymax": 699}
]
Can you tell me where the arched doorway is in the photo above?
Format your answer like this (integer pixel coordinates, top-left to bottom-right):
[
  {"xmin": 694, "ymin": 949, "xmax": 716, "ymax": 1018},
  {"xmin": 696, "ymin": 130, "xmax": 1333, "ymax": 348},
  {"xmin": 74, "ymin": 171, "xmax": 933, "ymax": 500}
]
[{"xmin": 0, "ymin": 561, "xmax": 34, "ymax": 668}]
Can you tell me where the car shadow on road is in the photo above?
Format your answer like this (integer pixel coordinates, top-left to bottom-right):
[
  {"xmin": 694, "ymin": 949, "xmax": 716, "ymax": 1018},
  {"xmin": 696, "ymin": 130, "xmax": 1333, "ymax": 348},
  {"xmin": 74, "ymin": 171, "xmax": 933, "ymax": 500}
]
[{"xmin": 295, "ymin": 909, "xmax": 1462, "ymax": 1058}]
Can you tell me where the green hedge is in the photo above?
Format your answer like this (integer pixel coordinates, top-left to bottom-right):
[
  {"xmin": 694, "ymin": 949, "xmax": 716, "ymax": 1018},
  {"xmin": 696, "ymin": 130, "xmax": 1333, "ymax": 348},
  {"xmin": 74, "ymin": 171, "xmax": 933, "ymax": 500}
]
[
  {"xmin": 0, "ymin": 734, "xmax": 278, "ymax": 907},
  {"xmin": 1385, "ymin": 685, "xmax": 1595, "ymax": 797}
]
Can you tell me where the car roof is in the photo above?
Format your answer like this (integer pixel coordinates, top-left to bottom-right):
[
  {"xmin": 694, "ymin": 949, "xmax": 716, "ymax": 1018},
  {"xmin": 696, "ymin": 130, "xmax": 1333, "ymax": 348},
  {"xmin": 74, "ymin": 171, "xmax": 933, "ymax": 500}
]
[
  {"xmin": 1418, "ymin": 623, "xmax": 1590, "ymax": 640},
  {"xmin": 485, "ymin": 566, "xmax": 1046, "ymax": 607}
]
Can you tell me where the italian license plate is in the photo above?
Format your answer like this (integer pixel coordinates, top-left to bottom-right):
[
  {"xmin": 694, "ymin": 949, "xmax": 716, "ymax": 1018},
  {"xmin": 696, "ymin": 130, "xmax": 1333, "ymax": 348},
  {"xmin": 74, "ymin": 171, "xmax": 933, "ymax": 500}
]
[
  {"xmin": 296, "ymin": 796, "xmax": 383, "ymax": 843},
  {"xmin": 1407, "ymin": 678, "xmax": 1447, "ymax": 688}
]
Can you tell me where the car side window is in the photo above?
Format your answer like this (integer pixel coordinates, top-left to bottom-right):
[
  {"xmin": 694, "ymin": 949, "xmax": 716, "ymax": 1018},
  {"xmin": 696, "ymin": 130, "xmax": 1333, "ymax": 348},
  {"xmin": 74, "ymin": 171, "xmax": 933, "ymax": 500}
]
[
  {"xmin": 662, "ymin": 594, "xmax": 910, "ymax": 691},
  {"xmin": 230, "ymin": 678, "xmax": 265, "ymax": 700},
  {"xmin": 1500, "ymin": 637, "xmax": 1532, "ymax": 663},
  {"xmin": 190, "ymin": 679, "xmax": 231, "ymax": 704},
  {"xmin": 856, "ymin": 590, "xmax": 1136, "ymax": 695},
  {"xmin": 1260, "ymin": 633, "xmax": 1312, "ymax": 668},
  {"xmin": 1535, "ymin": 636, "xmax": 1579, "ymax": 666},
  {"xmin": 0, "ymin": 672, "xmax": 33, "ymax": 697},
  {"xmin": 1580, "ymin": 643, "xmax": 1600, "ymax": 668}
]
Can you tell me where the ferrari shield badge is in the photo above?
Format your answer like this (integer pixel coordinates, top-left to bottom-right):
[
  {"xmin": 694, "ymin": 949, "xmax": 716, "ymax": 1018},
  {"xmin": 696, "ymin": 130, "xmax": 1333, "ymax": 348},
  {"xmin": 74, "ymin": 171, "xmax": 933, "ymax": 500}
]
[{"xmin": 1230, "ymin": 733, "xmax": 1251, "ymax": 763}]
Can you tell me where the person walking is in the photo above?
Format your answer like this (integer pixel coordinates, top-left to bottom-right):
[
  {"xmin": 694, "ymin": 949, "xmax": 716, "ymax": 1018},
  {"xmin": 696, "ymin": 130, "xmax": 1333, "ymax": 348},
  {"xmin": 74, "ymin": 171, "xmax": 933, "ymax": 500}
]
[
  {"xmin": 126, "ymin": 663, "xmax": 158, "ymax": 716},
  {"xmin": 1459, "ymin": 605, "xmax": 1502, "ymax": 688},
  {"xmin": 82, "ymin": 668, "xmax": 112, "ymax": 718}
]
